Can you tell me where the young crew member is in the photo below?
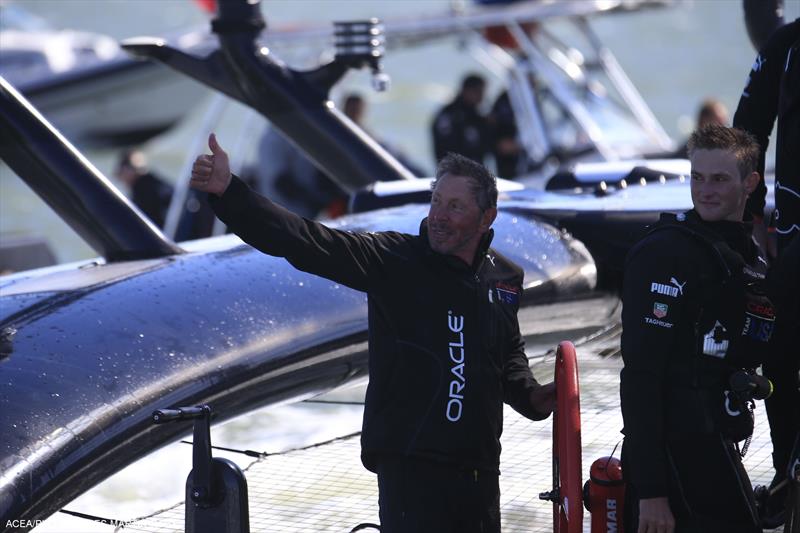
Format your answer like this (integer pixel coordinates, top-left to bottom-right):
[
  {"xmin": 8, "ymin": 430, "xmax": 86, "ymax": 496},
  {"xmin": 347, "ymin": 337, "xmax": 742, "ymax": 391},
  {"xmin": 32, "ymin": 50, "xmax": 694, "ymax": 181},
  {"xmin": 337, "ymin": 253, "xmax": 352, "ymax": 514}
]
[
  {"xmin": 191, "ymin": 137, "xmax": 555, "ymax": 533},
  {"xmin": 620, "ymin": 125, "xmax": 773, "ymax": 533}
]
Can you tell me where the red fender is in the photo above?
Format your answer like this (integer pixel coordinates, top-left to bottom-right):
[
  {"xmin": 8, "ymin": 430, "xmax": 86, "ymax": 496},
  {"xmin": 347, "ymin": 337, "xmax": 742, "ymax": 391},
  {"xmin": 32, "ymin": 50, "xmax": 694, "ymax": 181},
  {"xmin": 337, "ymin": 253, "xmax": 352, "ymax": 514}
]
[
  {"xmin": 553, "ymin": 341, "xmax": 583, "ymax": 533},
  {"xmin": 192, "ymin": 0, "xmax": 217, "ymax": 15}
]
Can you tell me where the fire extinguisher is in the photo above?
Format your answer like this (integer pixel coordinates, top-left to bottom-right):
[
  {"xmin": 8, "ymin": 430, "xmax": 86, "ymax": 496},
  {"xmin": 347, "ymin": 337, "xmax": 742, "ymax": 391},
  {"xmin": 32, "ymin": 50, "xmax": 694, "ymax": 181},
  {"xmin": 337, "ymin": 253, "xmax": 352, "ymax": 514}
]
[{"xmin": 583, "ymin": 455, "xmax": 625, "ymax": 533}]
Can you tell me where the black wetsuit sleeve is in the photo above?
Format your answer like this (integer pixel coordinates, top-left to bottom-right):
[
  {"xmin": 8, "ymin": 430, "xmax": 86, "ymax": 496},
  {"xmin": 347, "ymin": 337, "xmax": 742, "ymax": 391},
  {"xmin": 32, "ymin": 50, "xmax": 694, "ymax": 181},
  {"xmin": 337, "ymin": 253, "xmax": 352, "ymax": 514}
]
[
  {"xmin": 620, "ymin": 233, "xmax": 692, "ymax": 498},
  {"xmin": 209, "ymin": 175, "xmax": 391, "ymax": 292},
  {"xmin": 733, "ymin": 25, "xmax": 791, "ymax": 219}
]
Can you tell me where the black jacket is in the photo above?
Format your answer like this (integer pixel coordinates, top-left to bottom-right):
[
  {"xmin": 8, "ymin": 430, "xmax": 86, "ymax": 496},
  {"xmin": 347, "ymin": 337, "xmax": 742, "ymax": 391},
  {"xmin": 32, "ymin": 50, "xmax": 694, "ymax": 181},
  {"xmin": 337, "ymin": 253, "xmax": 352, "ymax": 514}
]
[
  {"xmin": 734, "ymin": 18, "xmax": 800, "ymax": 247},
  {"xmin": 489, "ymin": 92, "xmax": 521, "ymax": 178},
  {"xmin": 132, "ymin": 172, "xmax": 173, "ymax": 229},
  {"xmin": 210, "ymin": 177, "xmax": 546, "ymax": 473},
  {"xmin": 432, "ymin": 97, "xmax": 490, "ymax": 165},
  {"xmin": 620, "ymin": 211, "xmax": 771, "ymax": 498}
]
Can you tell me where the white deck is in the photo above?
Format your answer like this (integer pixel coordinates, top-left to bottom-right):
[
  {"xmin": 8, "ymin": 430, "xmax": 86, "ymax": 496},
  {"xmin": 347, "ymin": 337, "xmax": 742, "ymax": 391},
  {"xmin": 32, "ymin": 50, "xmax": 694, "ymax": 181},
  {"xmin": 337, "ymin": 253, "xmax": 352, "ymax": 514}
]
[{"xmin": 116, "ymin": 322, "xmax": 780, "ymax": 533}]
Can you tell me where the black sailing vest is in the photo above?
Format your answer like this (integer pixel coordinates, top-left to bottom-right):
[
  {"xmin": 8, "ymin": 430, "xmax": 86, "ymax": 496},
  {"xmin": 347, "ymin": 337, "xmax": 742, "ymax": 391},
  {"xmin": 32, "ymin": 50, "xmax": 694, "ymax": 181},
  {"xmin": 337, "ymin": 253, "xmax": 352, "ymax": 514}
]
[{"xmin": 647, "ymin": 212, "xmax": 776, "ymax": 439}]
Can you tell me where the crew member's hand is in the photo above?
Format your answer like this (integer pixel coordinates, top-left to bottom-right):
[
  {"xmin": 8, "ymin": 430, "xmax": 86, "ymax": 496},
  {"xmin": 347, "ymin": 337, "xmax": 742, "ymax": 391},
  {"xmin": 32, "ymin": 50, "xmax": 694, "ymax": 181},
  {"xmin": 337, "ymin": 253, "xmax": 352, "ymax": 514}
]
[
  {"xmin": 750, "ymin": 217, "xmax": 779, "ymax": 263},
  {"xmin": 530, "ymin": 381, "xmax": 556, "ymax": 416},
  {"xmin": 638, "ymin": 497, "xmax": 675, "ymax": 533},
  {"xmin": 191, "ymin": 133, "xmax": 232, "ymax": 197}
]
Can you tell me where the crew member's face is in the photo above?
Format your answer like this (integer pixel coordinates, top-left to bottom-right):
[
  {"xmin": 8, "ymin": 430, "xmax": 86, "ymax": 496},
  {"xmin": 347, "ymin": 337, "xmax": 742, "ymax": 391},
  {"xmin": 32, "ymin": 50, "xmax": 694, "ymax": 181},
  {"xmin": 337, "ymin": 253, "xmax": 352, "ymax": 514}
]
[
  {"xmin": 690, "ymin": 148, "xmax": 759, "ymax": 222},
  {"xmin": 344, "ymin": 100, "xmax": 365, "ymax": 125},
  {"xmin": 463, "ymin": 85, "xmax": 484, "ymax": 107},
  {"xmin": 428, "ymin": 174, "xmax": 496, "ymax": 264}
]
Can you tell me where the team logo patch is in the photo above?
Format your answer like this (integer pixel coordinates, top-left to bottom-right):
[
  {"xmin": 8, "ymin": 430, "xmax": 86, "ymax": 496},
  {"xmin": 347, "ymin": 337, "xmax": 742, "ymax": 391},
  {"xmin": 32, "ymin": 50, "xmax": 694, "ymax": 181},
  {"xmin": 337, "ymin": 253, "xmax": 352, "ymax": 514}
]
[
  {"xmin": 644, "ymin": 317, "xmax": 673, "ymax": 329},
  {"xmin": 702, "ymin": 320, "xmax": 730, "ymax": 358},
  {"xmin": 742, "ymin": 300, "xmax": 776, "ymax": 342},
  {"xmin": 650, "ymin": 277, "xmax": 685, "ymax": 298},
  {"xmin": 653, "ymin": 302, "xmax": 668, "ymax": 318},
  {"xmin": 494, "ymin": 282, "xmax": 519, "ymax": 305}
]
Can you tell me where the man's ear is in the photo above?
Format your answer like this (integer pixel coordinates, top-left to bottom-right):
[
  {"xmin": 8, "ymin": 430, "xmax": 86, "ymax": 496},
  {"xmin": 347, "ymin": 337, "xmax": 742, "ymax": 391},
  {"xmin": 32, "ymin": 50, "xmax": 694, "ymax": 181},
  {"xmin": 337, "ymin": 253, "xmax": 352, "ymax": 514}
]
[
  {"xmin": 744, "ymin": 171, "xmax": 760, "ymax": 195},
  {"xmin": 481, "ymin": 207, "xmax": 498, "ymax": 231}
]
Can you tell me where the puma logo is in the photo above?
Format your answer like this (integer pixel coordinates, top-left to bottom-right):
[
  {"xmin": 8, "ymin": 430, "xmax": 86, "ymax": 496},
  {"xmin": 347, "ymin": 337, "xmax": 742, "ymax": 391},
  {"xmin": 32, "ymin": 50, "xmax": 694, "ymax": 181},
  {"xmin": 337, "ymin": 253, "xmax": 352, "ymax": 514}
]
[{"xmin": 669, "ymin": 277, "xmax": 686, "ymax": 296}]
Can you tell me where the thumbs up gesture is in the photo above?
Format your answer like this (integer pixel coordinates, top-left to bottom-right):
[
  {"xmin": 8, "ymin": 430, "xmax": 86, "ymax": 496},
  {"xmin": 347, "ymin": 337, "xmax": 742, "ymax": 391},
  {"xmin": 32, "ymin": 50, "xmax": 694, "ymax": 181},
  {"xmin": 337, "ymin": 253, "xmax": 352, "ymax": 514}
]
[{"xmin": 191, "ymin": 133, "xmax": 232, "ymax": 196}]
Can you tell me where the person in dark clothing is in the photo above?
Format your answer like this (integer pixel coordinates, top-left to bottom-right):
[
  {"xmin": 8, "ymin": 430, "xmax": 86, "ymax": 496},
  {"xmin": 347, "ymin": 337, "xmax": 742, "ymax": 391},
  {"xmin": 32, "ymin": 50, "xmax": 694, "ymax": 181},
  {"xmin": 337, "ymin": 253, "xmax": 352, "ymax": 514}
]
[
  {"xmin": 190, "ymin": 135, "xmax": 556, "ymax": 533},
  {"xmin": 252, "ymin": 125, "xmax": 347, "ymax": 220},
  {"xmin": 760, "ymin": 233, "xmax": 800, "ymax": 528},
  {"xmin": 734, "ymin": 18, "xmax": 800, "ymax": 256},
  {"xmin": 489, "ymin": 91, "xmax": 524, "ymax": 179},
  {"xmin": 115, "ymin": 149, "xmax": 173, "ymax": 229},
  {"xmin": 733, "ymin": 20, "xmax": 800, "ymax": 527},
  {"xmin": 343, "ymin": 92, "xmax": 427, "ymax": 177},
  {"xmin": 431, "ymin": 73, "xmax": 490, "ymax": 166},
  {"xmin": 620, "ymin": 125, "xmax": 772, "ymax": 533}
]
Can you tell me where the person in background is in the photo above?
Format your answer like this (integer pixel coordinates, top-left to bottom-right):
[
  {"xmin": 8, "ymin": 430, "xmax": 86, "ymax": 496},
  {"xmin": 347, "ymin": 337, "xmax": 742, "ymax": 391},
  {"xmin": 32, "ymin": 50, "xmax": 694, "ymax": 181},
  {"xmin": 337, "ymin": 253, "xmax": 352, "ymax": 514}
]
[
  {"xmin": 431, "ymin": 73, "xmax": 490, "ymax": 166},
  {"xmin": 733, "ymin": 18, "xmax": 800, "ymax": 528},
  {"xmin": 252, "ymin": 124, "xmax": 347, "ymax": 220},
  {"xmin": 620, "ymin": 125, "xmax": 770, "ymax": 533},
  {"xmin": 671, "ymin": 99, "xmax": 730, "ymax": 159},
  {"xmin": 342, "ymin": 92, "xmax": 367, "ymax": 126},
  {"xmin": 760, "ymin": 232, "xmax": 800, "ymax": 529},
  {"xmin": 191, "ymin": 136, "xmax": 556, "ymax": 533},
  {"xmin": 252, "ymin": 91, "xmax": 435, "ymax": 221},
  {"xmin": 488, "ymin": 90, "xmax": 524, "ymax": 179},
  {"xmin": 115, "ymin": 149, "xmax": 173, "ymax": 229},
  {"xmin": 734, "ymin": 18, "xmax": 799, "ymax": 257},
  {"xmin": 342, "ymin": 92, "xmax": 427, "ymax": 177}
]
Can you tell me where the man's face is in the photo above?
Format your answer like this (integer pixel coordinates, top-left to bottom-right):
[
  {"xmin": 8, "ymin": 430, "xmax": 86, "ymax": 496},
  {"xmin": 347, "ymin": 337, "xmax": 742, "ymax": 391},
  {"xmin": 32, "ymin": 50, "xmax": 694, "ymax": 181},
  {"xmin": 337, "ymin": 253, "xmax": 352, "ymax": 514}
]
[
  {"xmin": 462, "ymin": 85, "xmax": 484, "ymax": 108},
  {"xmin": 690, "ymin": 148, "xmax": 758, "ymax": 222},
  {"xmin": 344, "ymin": 100, "xmax": 364, "ymax": 125},
  {"xmin": 427, "ymin": 174, "xmax": 496, "ymax": 264}
]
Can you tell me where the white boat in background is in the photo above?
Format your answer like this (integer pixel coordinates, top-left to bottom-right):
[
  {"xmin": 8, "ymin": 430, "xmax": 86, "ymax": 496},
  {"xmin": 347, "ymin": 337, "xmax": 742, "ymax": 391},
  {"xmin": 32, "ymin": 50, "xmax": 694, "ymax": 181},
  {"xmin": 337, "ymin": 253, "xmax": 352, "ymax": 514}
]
[
  {"xmin": 0, "ymin": 2, "xmax": 214, "ymax": 147},
  {"xmin": 252, "ymin": 0, "xmax": 679, "ymax": 175}
]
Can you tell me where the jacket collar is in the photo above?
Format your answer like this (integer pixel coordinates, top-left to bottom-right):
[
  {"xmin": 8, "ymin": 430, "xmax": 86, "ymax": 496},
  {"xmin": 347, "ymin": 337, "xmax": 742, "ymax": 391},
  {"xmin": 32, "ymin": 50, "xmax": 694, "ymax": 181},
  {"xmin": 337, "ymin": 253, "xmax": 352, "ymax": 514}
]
[{"xmin": 684, "ymin": 209, "xmax": 754, "ymax": 255}]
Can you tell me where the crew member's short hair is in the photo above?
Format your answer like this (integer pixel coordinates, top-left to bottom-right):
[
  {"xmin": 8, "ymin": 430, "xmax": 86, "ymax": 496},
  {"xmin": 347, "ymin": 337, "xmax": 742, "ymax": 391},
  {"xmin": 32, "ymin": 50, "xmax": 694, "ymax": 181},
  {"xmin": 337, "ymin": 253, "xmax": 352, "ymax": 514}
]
[
  {"xmin": 343, "ymin": 92, "xmax": 364, "ymax": 111},
  {"xmin": 432, "ymin": 153, "xmax": 498, "ymax": 212},
  {"xmin": 461, "ymin": 73, "xmax": 486, "ymax": 92},
  {"xmin": 696, "ymin": 98, "xmax": 728, "ymax": 127},
  {"xmin": 687, "ymin": 124, "xmax": 760, "ymax": 180}
]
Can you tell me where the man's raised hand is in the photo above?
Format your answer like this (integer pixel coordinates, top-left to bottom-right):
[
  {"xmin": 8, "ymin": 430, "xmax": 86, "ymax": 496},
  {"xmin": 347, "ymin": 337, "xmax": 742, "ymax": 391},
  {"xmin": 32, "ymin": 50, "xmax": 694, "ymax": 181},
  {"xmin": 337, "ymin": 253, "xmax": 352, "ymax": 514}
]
[{"xmin": 190, "ymin": 133, "xmax": 232, "ymax": 196}]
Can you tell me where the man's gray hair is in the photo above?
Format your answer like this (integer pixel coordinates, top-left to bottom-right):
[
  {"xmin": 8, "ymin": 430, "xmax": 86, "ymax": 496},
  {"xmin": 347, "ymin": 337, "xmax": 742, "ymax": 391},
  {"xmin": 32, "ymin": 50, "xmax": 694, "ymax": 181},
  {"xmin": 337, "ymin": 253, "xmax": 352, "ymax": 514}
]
[{"xmin": 432, "ymin": 153, "xmax": 498, "ymax": 212}]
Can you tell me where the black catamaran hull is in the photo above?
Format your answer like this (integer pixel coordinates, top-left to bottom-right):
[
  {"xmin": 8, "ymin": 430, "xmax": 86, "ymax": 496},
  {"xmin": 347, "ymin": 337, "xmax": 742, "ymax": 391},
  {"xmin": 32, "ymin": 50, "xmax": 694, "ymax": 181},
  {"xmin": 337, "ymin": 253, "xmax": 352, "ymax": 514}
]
[{"xmin": 0, "ymin": 62, "xmax": 596, "ymax": 526}]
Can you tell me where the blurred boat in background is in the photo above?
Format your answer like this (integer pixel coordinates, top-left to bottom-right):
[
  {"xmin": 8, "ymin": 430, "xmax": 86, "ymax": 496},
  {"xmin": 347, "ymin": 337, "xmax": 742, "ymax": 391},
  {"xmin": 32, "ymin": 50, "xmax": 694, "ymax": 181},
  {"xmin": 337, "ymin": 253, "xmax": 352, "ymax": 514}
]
[{"xmin": 0, "ymin": 1, "xmax": 213, "ymax": 147}]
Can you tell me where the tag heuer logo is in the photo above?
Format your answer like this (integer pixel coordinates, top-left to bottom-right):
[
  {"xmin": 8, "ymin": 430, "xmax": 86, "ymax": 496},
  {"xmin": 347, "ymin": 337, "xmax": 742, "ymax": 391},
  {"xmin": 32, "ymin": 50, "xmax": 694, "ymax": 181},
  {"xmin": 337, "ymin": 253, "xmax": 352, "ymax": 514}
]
[{"xmin": 653, "ymin": 302, "xmax": 669, "ymax": 318}]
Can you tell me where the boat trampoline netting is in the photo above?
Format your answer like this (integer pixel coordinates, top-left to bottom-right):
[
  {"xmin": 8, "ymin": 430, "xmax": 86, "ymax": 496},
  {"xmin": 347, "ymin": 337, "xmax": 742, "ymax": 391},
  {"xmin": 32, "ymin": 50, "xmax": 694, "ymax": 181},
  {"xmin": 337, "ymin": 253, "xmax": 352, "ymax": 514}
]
[{"xmin": 113, "ymin": 328, "xmax": 779, "ymax": 533}]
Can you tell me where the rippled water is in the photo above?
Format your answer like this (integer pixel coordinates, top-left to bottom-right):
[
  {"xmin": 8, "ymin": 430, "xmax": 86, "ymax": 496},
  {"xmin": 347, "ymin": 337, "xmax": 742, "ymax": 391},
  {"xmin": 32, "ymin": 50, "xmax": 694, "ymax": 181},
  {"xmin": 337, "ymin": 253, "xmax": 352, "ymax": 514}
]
[{"xmin": 4, "ymin": 0, "xmax": 798, "ymax": 264}]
